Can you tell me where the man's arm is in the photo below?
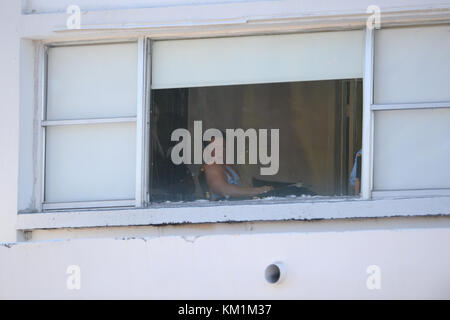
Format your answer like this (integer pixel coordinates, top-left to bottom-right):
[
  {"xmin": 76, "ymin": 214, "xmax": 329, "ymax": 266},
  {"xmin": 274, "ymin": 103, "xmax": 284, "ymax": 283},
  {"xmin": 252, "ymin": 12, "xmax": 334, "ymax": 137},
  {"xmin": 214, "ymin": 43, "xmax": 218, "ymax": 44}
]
[{"xmin": 205, "ymin": 164, "xmax": 272, "ymax": 197}]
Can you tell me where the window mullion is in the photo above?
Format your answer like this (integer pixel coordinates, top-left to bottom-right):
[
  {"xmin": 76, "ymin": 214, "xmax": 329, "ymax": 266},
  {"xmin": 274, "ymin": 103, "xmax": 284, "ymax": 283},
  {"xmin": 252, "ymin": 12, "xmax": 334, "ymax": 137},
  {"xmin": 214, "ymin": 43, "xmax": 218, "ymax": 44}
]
[
  {"xmin": 143, "ymin": 38, "xmax": 152, "ymax": 206},
  {"xmin": 361, "ymin": 27, "xmax": 375, "ymax": 200},
  {"xmin": 36, "ymin": 44, "xmax": 48, "ymax": 212},
  {"xmin": 135, "ymin": 37, "xmax": 147, "ymax": 208}
]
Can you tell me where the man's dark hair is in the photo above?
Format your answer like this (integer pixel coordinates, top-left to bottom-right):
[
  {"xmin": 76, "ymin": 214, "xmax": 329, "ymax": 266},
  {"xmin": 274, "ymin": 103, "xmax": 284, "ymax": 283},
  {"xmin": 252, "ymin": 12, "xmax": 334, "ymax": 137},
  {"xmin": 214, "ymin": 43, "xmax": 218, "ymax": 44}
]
[{"xmin": 202, "ymin": 129, "xmax": 226, "ymax": 149}]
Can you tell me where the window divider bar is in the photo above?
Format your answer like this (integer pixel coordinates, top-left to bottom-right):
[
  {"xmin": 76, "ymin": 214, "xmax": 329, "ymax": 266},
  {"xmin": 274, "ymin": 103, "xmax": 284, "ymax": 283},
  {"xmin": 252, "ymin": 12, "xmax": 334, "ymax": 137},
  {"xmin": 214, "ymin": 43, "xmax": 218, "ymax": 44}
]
[
  {"xmin": 361, "ymin": 27, "xmax": 375, "ymax": 200},
  {"xmin": 41, "ymin": 117, "xmax": 137, "ymax": 127},
  {"xmin": 44, "ymin": 38, "xmax": 138, "ymax": 48},
  {"xmin": 42, "ymin": 199, "xmax": 135, "ymax": 211},
  {"xmin": 37, "ymin": 44, "xmax": 48, "ymax": 212},
  {"xmin": 135, "ymin": 37, "xmax": 146, "ymax": 208},
  {"xmin": 143, "ymin": 38, "xmax": 152, "ymax": 206},
  {"xmin": 371, "ymin": 101, "xmax": 450, "ymax": 111},
  {"xmin": 372, "ymin": 188, "xmax": 450, "ymax": 199}
]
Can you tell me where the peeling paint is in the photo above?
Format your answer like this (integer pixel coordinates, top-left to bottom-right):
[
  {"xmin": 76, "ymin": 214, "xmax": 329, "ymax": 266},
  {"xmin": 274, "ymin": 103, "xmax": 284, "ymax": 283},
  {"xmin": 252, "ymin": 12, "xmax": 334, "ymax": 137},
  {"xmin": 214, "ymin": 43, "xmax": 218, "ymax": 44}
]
[
  {"xmin": 181, "ymin": 235, "xmax": 200, "ymax": 243},
  {"xmin": 1, "ymin": 243, "xmax": 16, "ymax": 248},
  {"xmin": 116, "ymin": 236, "xmax": 148, "ymax": 243},
  {"xmin": 15, "ymin": 195, "xmax": 450, "ymax": 231}
]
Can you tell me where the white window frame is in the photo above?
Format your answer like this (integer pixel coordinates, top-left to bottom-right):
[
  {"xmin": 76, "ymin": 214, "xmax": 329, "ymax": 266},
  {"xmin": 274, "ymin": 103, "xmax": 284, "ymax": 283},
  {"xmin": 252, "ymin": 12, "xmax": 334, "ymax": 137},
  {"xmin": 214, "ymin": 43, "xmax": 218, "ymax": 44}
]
[
  {"xmin": 370, "ymin": 24, "xmax": 450, "ymax": 200},
  {"xmin": 16, "ymin": 25, "xmax": 450, "ymax": 230},
  {"xmin": 37, "ymin": 37, "xmax": 150, "ymax": 211}
]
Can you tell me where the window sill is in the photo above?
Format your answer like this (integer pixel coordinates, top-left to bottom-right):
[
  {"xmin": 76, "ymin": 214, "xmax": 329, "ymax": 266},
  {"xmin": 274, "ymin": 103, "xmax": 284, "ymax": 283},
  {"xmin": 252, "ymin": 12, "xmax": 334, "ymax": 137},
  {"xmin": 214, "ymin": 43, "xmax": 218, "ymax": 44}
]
[{"xmin": 16, "ymin": 195, "xmax": 450, "ymax": 230}]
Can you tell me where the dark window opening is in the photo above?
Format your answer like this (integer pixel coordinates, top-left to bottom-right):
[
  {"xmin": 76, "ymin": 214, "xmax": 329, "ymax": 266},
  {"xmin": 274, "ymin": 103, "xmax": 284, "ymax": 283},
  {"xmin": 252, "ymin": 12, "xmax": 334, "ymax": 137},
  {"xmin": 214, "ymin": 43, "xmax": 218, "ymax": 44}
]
[{"xmin": 150, "ymin": 79, "xmax": 362, "ymax": 203}]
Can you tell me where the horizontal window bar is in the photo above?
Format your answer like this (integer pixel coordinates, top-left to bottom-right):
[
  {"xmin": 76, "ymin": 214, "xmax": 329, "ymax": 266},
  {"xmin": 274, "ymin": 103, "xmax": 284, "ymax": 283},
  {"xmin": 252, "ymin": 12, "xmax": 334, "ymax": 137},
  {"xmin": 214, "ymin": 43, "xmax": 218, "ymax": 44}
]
[
  {"xmin": 43, "ymin": 199, "xmax": 135, "ymax": 211},
  {"xmin": 371, "ymin": 101, "xmax": 450, "ymax": 111},
  {"xmin": 372, "ymin": 189, "xmax": 450, "ymax": 199},
  {"xmin": 42, "ymin": 117, "xmax": 137, "ymax": 126},
  {"xmin": 45, "ymin": 39, "xmax": 138, "ymax": 48}
]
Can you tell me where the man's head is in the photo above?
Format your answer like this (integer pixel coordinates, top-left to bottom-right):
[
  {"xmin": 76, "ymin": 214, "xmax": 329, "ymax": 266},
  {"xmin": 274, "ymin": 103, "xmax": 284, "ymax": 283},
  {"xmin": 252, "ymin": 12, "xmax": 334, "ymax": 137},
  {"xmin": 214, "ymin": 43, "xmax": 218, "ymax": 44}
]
[{"xmin": 203, "ymin": 129, "xmax": 226, "ymax": 164}]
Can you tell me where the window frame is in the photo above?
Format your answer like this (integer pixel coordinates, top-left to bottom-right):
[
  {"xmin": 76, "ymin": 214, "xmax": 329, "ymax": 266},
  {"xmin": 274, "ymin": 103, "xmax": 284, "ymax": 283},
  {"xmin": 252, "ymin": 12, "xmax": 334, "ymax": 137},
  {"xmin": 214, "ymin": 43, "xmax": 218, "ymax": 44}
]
[
  {"xmin": 20, "ymin": 25, "xmax": 450, "ymax": 227},
  {"xmin": 37, "ymin": 37, "xmax": 149, "ymax": 211},
  {"xmin": 370, "ymin": 24, "xmax": 450, "ymax": 198}
]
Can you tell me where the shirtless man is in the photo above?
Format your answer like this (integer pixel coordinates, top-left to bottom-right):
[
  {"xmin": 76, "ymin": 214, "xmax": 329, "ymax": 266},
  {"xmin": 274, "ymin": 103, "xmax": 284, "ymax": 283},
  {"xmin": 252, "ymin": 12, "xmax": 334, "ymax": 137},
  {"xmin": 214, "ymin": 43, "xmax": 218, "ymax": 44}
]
[{"xmin": 202, "ymin": 135, "xmax": 273, "ymax": 199}]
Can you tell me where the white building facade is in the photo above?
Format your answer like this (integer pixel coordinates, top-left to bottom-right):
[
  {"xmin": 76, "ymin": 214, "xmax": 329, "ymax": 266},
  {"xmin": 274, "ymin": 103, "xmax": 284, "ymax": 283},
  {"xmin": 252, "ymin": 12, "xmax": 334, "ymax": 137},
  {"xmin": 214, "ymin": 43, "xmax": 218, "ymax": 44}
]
[{"xmin": 1, "ymin": 0, "xmax": 450, "ymax": 299}]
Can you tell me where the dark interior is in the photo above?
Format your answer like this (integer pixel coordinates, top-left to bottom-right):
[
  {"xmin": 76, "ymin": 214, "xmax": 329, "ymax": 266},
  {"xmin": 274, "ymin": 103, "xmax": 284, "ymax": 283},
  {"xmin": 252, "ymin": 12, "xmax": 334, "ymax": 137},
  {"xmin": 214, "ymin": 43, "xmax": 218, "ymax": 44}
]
[{"xmin": 150, "ymin": 79, "xmax": 363, "ymax": 202}]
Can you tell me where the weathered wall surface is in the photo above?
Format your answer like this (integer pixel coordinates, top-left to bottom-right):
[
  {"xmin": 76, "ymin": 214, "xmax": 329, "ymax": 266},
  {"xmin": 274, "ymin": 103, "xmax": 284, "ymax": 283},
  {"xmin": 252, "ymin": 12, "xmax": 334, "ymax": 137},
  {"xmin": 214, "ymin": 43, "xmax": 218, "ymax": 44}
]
[
  {"xmin": 1, "ymin": 225, "xmax": 450, "ymax": 299},
  {"xmin": 0, "ymin": 1, "xmax": 21, "ymax": 243}
]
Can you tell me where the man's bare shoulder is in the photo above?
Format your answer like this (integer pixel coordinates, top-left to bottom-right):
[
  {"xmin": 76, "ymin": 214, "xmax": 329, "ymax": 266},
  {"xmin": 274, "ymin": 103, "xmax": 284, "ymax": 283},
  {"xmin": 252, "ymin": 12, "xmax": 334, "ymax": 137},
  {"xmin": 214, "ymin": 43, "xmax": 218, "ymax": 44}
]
[
  {"xmin": 204, "ymin": 163, "xmax": 225, "ymax": 174},
  {"xmin": 204, "ymin": 163, "xmax": 225, "ymax": 177}
]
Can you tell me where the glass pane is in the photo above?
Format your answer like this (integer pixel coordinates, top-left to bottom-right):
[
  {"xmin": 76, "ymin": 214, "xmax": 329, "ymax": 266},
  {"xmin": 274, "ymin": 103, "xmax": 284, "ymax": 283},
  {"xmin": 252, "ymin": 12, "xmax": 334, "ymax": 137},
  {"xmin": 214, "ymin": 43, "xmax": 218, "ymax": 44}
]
[
  {"xmin": 373, "ymin": 108, "xmax": 450, "ymax": 190},
  {"xmin": 152, "ymin": 31, "xmax": 364, "ymax": 89},
  {"xmin": 45, "ymin": 122, "xmax": 136, "ymax": 202},
  {"xmin": 47, "ymin": 42, "xmax": 138, "ymax": 120},
  {"xmin": 374, "ymin": 25, "xmax": 450, "ymax": 104}
]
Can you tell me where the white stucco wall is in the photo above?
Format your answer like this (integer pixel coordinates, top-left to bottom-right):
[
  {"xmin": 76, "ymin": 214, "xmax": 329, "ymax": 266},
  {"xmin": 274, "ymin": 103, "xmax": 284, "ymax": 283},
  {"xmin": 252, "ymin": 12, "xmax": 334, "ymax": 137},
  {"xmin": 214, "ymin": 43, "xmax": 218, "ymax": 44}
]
[
  {"xmin": 1, "ymin": 0, "xmax": 450, "ymax": 299},
  {"xmin": 1, "ymin": 222, "xmax": 450, "ymax": 299},
  {"xmin": 0, "ymin": 1, "xmax": 21, "ymax": 243}
]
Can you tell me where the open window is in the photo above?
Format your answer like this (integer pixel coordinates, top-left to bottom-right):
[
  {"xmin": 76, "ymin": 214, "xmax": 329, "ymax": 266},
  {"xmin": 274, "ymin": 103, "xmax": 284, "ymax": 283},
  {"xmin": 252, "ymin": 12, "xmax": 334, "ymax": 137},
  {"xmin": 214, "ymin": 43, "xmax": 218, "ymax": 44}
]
[
  {"xmin": 149, "ymin": 31, "xmax": 364, "ymax": 203},
  {"xmin": 150, "ymin": 80, "xmax": 363, "ymax": 202}
]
